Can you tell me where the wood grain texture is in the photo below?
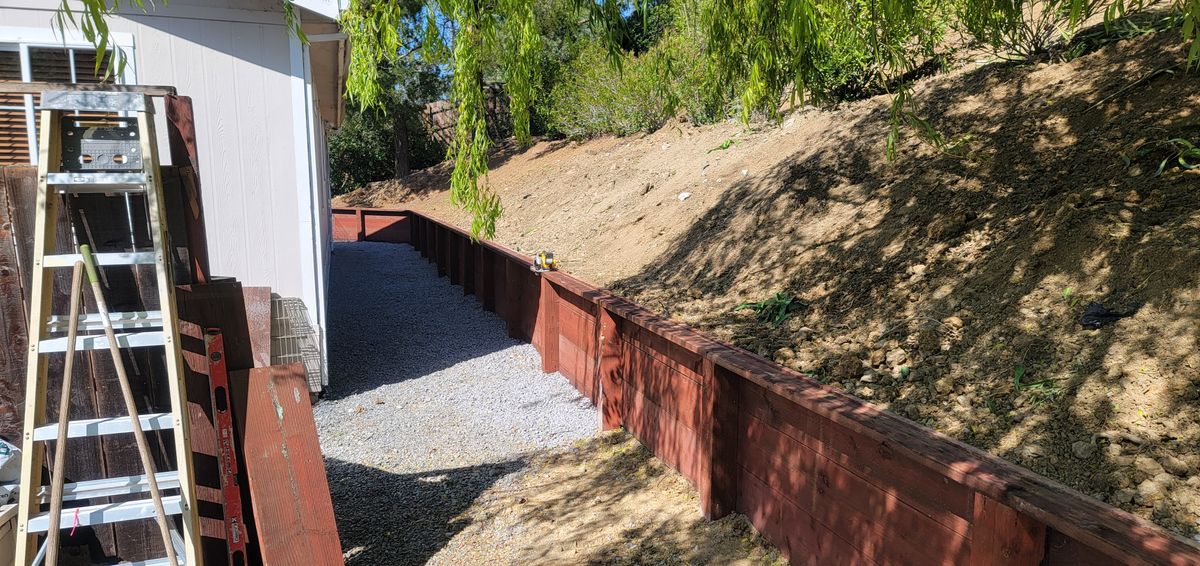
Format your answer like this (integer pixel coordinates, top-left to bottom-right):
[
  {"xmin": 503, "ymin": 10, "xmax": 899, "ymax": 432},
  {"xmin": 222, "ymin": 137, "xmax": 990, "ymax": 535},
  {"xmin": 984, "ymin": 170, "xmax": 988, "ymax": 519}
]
[
  {"xmin": 970, "ymin": 492, "xmax": 1046, "ymax": 565},
  {"xmin": 240, "ymin": 364, "xmax": 343, "ymax": 566}
]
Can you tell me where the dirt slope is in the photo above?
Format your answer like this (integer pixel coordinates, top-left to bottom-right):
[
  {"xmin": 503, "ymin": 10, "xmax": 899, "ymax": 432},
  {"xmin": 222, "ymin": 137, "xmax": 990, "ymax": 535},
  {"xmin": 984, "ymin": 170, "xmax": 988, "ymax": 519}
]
[{"xmin": 338, "ymin": 30, "xmax": 1200, "ymax": 538}]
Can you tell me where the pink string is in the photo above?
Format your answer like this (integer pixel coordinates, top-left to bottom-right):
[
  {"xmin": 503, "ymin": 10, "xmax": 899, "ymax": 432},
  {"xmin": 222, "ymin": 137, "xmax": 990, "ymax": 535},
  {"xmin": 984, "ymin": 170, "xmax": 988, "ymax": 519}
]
[{"xmin": 69, "ymin": 508, "xmax": 79, "ymax": 536}]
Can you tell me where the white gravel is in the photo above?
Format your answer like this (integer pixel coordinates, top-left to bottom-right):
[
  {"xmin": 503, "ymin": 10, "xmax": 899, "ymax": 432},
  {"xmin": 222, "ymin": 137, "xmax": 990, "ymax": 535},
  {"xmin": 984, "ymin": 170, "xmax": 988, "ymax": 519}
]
[{"xmin": 315, "ymin": 241, "xmax": 596, "ymax": 565}]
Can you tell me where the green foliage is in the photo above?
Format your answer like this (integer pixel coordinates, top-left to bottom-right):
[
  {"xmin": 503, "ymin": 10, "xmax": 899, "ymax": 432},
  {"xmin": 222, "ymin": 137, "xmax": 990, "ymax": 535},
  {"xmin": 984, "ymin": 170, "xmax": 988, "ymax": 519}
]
[
  {"xmin": 544, "ymin": 1, "xmax": 730, "ymax": 138},
  {"xmin": 735, "ymin": 293, "xmax": 804, "ymax": 325},
  {"xmin": 329, "ymin": 110, "xmax": 397, "ymax": 195},
  {"xmin": 1122, "ymin": 136, "xmax": 1200, "ymax": 175}
]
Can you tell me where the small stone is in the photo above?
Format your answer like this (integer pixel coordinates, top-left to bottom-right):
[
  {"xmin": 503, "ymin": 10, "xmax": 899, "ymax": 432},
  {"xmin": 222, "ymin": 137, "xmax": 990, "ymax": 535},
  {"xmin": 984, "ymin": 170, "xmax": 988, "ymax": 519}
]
[
  {"xmin": 885, "ymin": 348, "xmax": 908, "ymax": 366},
  {"xmin": 831, "ymin": 353, "xmax": 863, "ymax": 380},
  {"xmin": 859, "ymin": 371, "xmax": 878, "ymax": 384},
  {"xmin": 774, "ymin": 347, "xmax": 797, "ymax": 362},
  {"xmin": 795, "ymin": 327, "xmax": 815, "ymax": 342},
  {"xmin": 1072, "ymin": 441, "xmax": 1097, "ymax": 459},
  {"xmin": 677, "ymin": 192, "xmax": 692, "ymax": 201},
  {"xmin": 1188, "ymin": 476, "xmax": 1200, "ymax": 488},
  {"xmin": 740, "ymin": 169, "xmax": 749, "ymax": 177},
  {"xmin": 934, "ymin": 376, "xmax": 955, "ymax": 395},
  {"xmin": 1113, "ymin": 489, "xmax": 1136, "ymax": 505},
  {"xmin": 1019, "ymin": 444, "xmax": 1046, "ymax": 459},
  {"xmin": 1136, "ymin": 478, "xmax": 1168, "ymax": 506},
  {"xmin": 1134, "ymin": 456, "xmax": 1165, "ymax": 478},
  {"xmin": 868, "ymin": 349, "xmax": 886, "ymax": 366},
  {"xmin": 1103, "ymin": 443, "xmax": 1123, "ymax": 458},
  {"xmin": 1162, "ymin": 455, "xmax": 1192, "ymax": 477},
  {"xmin": 942, "ymin": 316, "xmax": 964, "ymax": 329},
  {"xmin": 857, "ymin": 386, "xmax": 876, "ymax": 399}
]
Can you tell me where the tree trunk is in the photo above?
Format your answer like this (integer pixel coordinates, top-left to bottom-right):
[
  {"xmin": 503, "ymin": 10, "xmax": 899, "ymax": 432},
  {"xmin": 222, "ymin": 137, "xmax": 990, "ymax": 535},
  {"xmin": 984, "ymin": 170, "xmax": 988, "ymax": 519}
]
[{"xmin": 394, "ymin": 113, "xmax": 410, "ymax": 178}]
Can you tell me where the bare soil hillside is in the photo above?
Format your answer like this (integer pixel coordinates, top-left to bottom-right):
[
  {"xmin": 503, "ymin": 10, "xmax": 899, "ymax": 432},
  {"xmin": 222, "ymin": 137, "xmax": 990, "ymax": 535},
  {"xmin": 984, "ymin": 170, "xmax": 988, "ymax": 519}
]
[{"xmin": 337, "ymin": 30, "xmax": 1200, "ymax": 538}]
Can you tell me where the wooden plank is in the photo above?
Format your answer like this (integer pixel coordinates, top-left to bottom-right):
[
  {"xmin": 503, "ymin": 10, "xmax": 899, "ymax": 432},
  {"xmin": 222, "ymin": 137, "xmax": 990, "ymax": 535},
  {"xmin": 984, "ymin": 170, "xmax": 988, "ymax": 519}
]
[
  {"xmin": 162, "ymin": 97, "xmax": 210, "ymax": 285},
  {"xmin": 598, "ymin": 308, "xmax": 623, "ymax": 430},
  {"xmin": 970, "ymin": 493, "xmax": 1046, "ymax": 565},
  {"xmin": 740, "ymin": 382, "xmax": 974, "ymax": 536},
  {"xmin": 0, "ymin": 169, "xmax": 29, "ymax": 439},
  {"xmin": 539, "ymin": 277, "xmax": 559, "ymax": 373},
  {"xmin": 0, "ymin": 82, "xmax": 177, "ymax": 95},
  {"xmin": 699, "ymin": 361, "xmax": 738, "ymax": 519},
  {"xmin": 240, "ymin": 364, "xmax": 344, "ymax": 566}
]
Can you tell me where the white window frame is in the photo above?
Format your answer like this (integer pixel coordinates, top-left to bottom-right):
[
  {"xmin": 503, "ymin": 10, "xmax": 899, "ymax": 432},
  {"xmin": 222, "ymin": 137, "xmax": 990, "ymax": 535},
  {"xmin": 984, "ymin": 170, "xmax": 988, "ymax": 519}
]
[{"xmin": 0, "ymin": 26, "xmax": 136, "ymax": 165}]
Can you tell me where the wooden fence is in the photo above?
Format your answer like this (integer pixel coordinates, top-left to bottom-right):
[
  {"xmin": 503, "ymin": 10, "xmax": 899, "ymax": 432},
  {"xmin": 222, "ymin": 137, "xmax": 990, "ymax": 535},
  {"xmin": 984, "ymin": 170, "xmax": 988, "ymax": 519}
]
[{"xmin": 332, "ymin": 206, "xmax": 1200, "ymax": 566}]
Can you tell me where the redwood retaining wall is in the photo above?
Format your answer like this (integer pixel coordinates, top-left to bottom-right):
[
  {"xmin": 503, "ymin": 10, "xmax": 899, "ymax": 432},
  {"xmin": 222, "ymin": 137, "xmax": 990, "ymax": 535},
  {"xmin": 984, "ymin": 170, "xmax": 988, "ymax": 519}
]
[{"xmin": 332, "ymin": 206, "xmax": 1200, "ymax": 566}]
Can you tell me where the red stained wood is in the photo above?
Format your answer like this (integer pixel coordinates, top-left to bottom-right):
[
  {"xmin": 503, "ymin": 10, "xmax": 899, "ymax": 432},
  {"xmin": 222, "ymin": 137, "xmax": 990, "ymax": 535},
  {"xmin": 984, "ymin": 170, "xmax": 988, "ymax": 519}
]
[
  {"xmin": 623, "ymin": 344, "xmax": 704, "ymax": 431},
  {"xmin": 699, "ymin": 361, "xmax": 739, "ymax": 519},
  {"xmin": 598, "ymin": 308, "xmax": 623, "ymax": 430},
  {"xmin": 970, "ymin": 493, "xmax": 1046, "ymax": 565},
  {"xmin": 240, "ymin": 364, "xmax": 344, "ymax": 566},
  {"xmin": 538, "ymin": 277, "xmax": 559, "ymax": 373},
  {"xmin": 740, "ymin": 382, "xmax": 974, "ymax": 536},
  {"xmin": 165, "ymin": 95, "xmax": 211, "ymax": 284},
  {"xmin": 624, "ymin": 387, "xmax": 703, "ymax": 482}
]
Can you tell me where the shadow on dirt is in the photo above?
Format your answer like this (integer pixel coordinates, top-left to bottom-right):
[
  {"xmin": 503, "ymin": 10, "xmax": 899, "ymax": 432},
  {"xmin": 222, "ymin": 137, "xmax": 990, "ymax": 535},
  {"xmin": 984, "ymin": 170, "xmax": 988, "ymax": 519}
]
[
  {"xmin": 327, "ymin": 458, "xmax": 525, "ymax": 565},
  {"xmin": 611, "ymin": 28, "xmax": 1200, "ymax": 533}
]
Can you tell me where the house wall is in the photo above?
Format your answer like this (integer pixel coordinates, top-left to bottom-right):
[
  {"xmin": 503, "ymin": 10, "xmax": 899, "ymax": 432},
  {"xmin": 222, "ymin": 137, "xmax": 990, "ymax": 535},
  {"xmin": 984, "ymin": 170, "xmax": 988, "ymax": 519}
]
[{"xmin": 0, "ymin": 1, "xmax": 332, "ymax": 361}]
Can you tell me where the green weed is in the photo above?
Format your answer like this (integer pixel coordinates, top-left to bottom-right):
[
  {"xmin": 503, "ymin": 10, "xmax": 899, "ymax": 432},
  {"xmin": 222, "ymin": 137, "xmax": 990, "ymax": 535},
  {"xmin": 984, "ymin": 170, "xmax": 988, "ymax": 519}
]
[
  {"xmin": 735, "ymin": 292, "xmax": 804, "ymax": 325},
  {"xmin": 1122, "ymin": 137, "xmax": 1200, "ymax": 176}
]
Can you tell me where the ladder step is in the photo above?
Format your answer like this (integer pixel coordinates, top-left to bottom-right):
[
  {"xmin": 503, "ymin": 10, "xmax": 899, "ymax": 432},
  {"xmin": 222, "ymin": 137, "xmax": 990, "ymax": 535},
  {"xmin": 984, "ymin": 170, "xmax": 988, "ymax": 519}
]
[
  {"xmin": 119, "ymin": 558, "xmax": 184, "ymax": 566},
  {"xmin": 48, "ymin": 311, "xmax": 164, "ymax": 333},
  {"xmin": 22, "ymin": 472, "xmax": 180, "ymax": 503},
  {"xmin": 38, "ymin": 330, "xmax": 164, "ymax": 353},
  {"xmin": 33, "ymin": 413, "xmax": 174, "ymax": 441},
  {"xmin": 43, "ymin": 251, "xmax": 156, "ymax": 268},
  {"xmin": 47, "ymin": 172, "xmax": 147, "ymax": 193},
  {"xmin": 27, "ymin": 494, "xmax": 182, "ymax": 533}
]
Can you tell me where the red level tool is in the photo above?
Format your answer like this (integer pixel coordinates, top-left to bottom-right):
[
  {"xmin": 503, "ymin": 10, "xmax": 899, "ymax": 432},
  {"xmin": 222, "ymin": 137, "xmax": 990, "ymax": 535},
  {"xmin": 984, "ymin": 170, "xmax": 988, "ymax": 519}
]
[{"xmin": 205, "ymin": 329, "xmax": 248, "ymax": 565}]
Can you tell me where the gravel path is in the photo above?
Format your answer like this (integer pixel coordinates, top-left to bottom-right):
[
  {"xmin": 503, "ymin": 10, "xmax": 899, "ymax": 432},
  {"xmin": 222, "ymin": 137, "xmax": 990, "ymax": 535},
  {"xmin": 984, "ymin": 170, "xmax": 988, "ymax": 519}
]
[{"xmin": 315, "ymin": 241, "xmax": 597, "ymax": 565}]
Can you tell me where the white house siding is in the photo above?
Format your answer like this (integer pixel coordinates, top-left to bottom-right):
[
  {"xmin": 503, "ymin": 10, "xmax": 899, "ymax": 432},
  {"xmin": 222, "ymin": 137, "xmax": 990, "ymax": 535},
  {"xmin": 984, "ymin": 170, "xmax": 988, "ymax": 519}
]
[{"xmin": 0, "ymin": 1, "xmax": 334, "ymax": 373}]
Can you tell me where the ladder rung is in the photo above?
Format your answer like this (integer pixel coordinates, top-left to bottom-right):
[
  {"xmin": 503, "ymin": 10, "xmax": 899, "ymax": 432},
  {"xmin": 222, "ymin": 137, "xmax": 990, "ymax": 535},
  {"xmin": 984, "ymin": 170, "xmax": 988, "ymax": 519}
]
[
  {"xmin": 47, "ymin": 172, "xmax": 147, "ymax": 193},
  {"xmin": 38, "ymin": 330, "xmax": 164, "ymax": 353},
  {"xmin": 27, "ymin": 494, "xmax": 182, "ymax": 533},
  {"xmin": 22, "ymin": 472, "xmax": 180, "ymax": 503},
  {"xmin": 33, "ymin": 413, "xmax": 174, "ymax": 441},
  {"xmin": 48, "ymin": 311, "xmax": 163, "ymax": 333},
  {"xmin": 43, "ymin": 251, "xmax": 156, "ymax": 268},
  {"xmin": 119, "ymin": 557, "xmax": 184, "ymax": 566}
]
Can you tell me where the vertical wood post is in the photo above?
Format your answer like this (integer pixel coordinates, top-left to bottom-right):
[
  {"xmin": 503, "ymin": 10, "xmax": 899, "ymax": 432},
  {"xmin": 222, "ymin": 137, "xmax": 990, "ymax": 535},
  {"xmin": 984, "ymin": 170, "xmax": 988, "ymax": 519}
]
[
  {"xmin": 539, "ymin": 276, "xmax": 560, "ymax": 373},
  {"xmin": 447, "ymin": 233, "xmax": 461, "ymax": 286},
  {"xmin": 355, "ymin": 208, "xmax": 365, "ymax": 242},
  {"xmin": 698, "ymin": 359, "xmax": 739, "ymax": 519},
  {"xmin": 969, "ymin": 493, "xmax": 1046, "ymax": 565},
  {"xmin": 598, "ymin": 307, "xmax": 623, "ymax": 430},
  {"xmin": 165, "ymin": 94, "xmax": 211, "ymax": 284},
  {"xmin": 481, "ymin": 247, "xmax": 496, "ymax": 312},
  {"xmin": 462, "ymin": 237, "xmax": 475, "ymax": 296},
  {"xmin": 493, "ymin": 253, "xmax": 508, "ymax": 323},
  {"xmin": 436, "ymin": 227, "xmax": 448, "ymax": 277},
  {"xmin": 504, "ymin": 259, "xmax": 524, "ymax": 340},
  {"xmin": 455, "ymin": 235, "xmax": 468, "ymax": 289}
]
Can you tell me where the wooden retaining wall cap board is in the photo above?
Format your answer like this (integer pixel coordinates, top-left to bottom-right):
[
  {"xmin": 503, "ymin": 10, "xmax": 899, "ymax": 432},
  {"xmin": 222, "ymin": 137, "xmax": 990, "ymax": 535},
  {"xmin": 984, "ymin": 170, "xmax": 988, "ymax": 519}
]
[{"xmin": 332, "ymin": 207, "xmax": 1200, "ymax": 566}]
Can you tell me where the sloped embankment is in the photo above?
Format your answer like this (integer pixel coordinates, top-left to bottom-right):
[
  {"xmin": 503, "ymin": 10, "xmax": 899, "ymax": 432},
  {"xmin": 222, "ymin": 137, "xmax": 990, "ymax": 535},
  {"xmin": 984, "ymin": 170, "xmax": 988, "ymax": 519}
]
[{"xmin": 338, "ymin": 30, "xmax": 1200, "ymax": 538}]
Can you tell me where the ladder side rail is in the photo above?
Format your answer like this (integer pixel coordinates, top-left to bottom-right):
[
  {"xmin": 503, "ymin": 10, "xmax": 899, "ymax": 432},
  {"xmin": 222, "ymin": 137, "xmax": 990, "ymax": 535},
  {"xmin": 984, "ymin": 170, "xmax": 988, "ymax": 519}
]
[
  {"xmin": 137, "ymin": 106, "xmax": 203, "ymax": 565},
  {"xmin": 16, "ymin": 107, "xmax": 63, "ymax": 566}
]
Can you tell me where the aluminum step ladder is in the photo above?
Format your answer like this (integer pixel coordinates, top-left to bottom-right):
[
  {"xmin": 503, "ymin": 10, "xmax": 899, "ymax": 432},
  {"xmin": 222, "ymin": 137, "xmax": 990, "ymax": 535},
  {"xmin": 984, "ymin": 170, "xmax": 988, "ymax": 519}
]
[{"xmin": 15, "ymin": 91, "xmax": 202, "ymax": 566}]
